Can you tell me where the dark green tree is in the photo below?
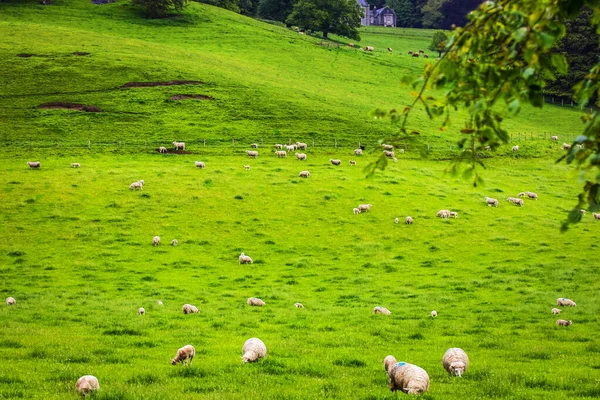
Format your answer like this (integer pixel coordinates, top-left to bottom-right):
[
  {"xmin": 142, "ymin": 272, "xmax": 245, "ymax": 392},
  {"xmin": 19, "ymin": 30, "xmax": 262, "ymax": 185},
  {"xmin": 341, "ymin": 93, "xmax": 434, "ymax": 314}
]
[
  {"xmin": 132, "ymin": 0, "xmax": 189, "ymax": 18},
  {"xmin": 286, "ymin": 0, "xmax": 362, "ymax": 40},
  {"xmin": 387, "ymin": 0, "xmax": 419, "ymax": 27},
  {"xmin": 427, "ymin": 30, "xmax": 448, "ymax": 57},
  {"xmin": 420, "ymin": 0, "xmax": 446, "ymax": 28},
  {"xmin": 258, "ymin": 0, "xmax": 295, "ymax": 21}
]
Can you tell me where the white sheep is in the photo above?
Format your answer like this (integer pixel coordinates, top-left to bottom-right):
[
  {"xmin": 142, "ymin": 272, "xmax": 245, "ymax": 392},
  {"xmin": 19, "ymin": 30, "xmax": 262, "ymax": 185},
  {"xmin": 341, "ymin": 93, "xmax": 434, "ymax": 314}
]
[
  {"xmin": 242, "ymin": 338, "xmax": 267, "ymax": 363},
  {"xmin": 436, "ymin": 210, "xmax": 450, "ymax": 218},
  {"xmin": 383, "ymin": 150, "xmax": 395, "ymax": 158},
  {"xmin": 159, "ymin": 146, "xmax": 167, "ymax": 153},
  {"xmin": 138, "ymin": 180, "xmax": 144, "ymax": 186},
  {"xmin": 182, "ymin": 304, "xmax": 199, "ymax": 314},
  {"xmin": 152, "ymin": 236, "xmax": 160, "ymax": 246},
  {"xmin": 171, "ymin": 239, "xmax": 178, "ymax": 246},
  {"xmin": 299, "ymin": 170, "xmax": 310, "ymax": 178},
  {"xmin": 485, "ymin": 197, "xmax": 499, "ymax": 207},
  {"xmin": 27, "ymin": 161, "xmax": 41, "ymax": 169},
  {"xmin": 275, "ymin": 150, "xmax": 287, "ymax": 158},
  {"xmin": 551, "ymin": 135, "xmax": 558, "ymax": 141},
  {"xmin": 173, "ymin": 141, "xmax": 185, "ymax": 150},
  {"xmin": 551, "ymin": 308, "xmax": 561, "ymax": 314},
  {"xmin": 556, "ymin": 319, "xmax": 572, "ymax": 326},
  {"xmin": 244, "ymin": 165, "xmax": 250, "ymax": 170},
  {"xmin": 563, "ymin": 143, "xmax": 571, "ymax": 150},
  {"xmin": 157, "ymin": 300, "xmax": 164, "ymax": 306},
  {"xmin": 274, "ymin": 144, "xmax": 283, "ymax": 150},
  {"xmin": 442, "ymin": 348, "xmax": 469, "ymax": 377},
  {"xmin": 373, "ymin": 306, "xmax": 391, "ymax": 315},
  {"xmin": 592, "ymin": 212, "xmax": 600, "ymax": 220},
  {"xmin": 580, "ymin": 209, "xmax": 586, "ymax": 215},
  {"xmin": 525, "ymin": 191, "xmax": 538, "ymax": 200},
  {"xmin": 512, "ymin": 145, "xmax": 519, "ymax": 152},
  {"xmin": 171, "ymin": 344, "xmax": 195, "ymax": 366},
  {"xmin": 353, "ymin": 208, "xmax": 361, "ymax": 214},
  {"xmin": 130, "ymin": 181, "xmax": 143, "ymax": 191},
  {"xmin": 294, "ymin": 303, "xmax": 304, "ymax": 308},
  {"xmin": 285, "ymin": 144, "xmax": 296, "ymax": 152},
  {"xmin": 138, "ymin": 307, "xmax": 145, "ymax": 315},
  {"xmin": 349, "ymin": 160, "xmax": 356, "ymax": 166},
  {"xmin": 384, "ymin": 356, "xmax": 430, "ymax": 394},
  {"xmin": 354, "ymin": 149, "xmax": 363, "ymax": 155},
  {"xmin": 246, "ymin": 150, "xmax": 258, "ymax": 158},
  {"xmin": 195, "ymin": 161, "xmax": 206, "ymax": 169},
  {"xmin": 247, "ymin": 297, "xmax": 265, "ymax": 306},
  {"xmin": 507, "ymin": 197, "xmax": 524, "ymax": 206},
  {"xmin": 405, "ymin": 216, "xmax": 413, "ymax": 224},
  {"xmin": 449, "ymin": 211, "xmax": 458, "ymax": 218},
  {"xmin": 382, "ymin": 144, "xmax": 394, "ymax": 151},
  {"xmin": 296, "ymin": 142, "xmax": 308, "ymax": 150},
  {"xmin": 71, "ymin": 163, "xmax": 80, "ymax": 168},
  {"xmin": 6, "ymin": 297, "xmax": 16, "ymax": 306},
  {"xmin": 394, "ymin": 217, "xmax": 399, "ymax": 224},
  {"xmin": 250, "ymin": 143, "xmax": 259, "ymax": 148},
  {"xmin": 358, "ymin": 204, "xmax": 372, "ymax": 212},
  {"xmin": 330, "ymin": 159, "xmax": 341, "ymax": 165},
  {"xmin": 557, "ymin": 298, "xmax": 576, "ymax": 307},
  {"xmin": 75, "ymin": 375, "xmax": 99, "ymax": 395},
  {"xmin": 239, "ymin": 252, "xmax": 253, "ymax": 264},
  {"xmin": 431, "ymin": 310, "xmax": 437, "ymax": 317},
  {"xmin": 295, "ymin": 153, "xmax": 307, "ymax": 160}
]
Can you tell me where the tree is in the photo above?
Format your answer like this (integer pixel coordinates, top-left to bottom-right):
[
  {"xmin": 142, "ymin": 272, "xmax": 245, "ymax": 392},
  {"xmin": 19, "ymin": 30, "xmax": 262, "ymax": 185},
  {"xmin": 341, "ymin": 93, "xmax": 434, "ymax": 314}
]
[
  {"xmin": 371, "ymin": 0, "xmax": 600, "ymax": 229},
  {"xmin": 440, "ymin": 0, "xmax": 481, "ymax": 29},
  {"xmin": 387, "ymin": 0, "xmax": 419, "ymax": 27},
  {"xmin": 132, "ymin": 0, "xmax": 189, "ymax": 18},
  {"xmin": 420, "ymin": 0, "xmax": 446, "ymax": 28},
  {"xmin": 258, "ymin": 0, "xmax": 295, "ymax": 21},
  {"xmin": 427, "ymin": 30, "xmax": 448, "ymax": 57},
  {"xmin": 286, "ymin": 0, "xmax": 362, "ymax": 40}
]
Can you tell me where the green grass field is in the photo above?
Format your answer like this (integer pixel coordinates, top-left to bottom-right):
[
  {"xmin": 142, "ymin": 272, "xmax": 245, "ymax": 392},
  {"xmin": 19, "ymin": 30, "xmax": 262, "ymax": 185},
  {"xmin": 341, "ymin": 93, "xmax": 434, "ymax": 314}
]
[{"xmin": 1, "ymin": 0, "xmax": 599, "ymax": 399}]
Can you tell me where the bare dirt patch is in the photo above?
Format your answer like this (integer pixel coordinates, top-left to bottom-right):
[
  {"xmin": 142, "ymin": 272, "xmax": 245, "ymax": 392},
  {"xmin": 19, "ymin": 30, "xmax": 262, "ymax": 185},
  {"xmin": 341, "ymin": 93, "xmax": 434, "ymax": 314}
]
[
  {"xmin": 169, "ymin": 94, "xmax": 214, "ymax": 101},
  {"xmin": 155, "ymin": 148, "xmax": 193, "ymax": 154},
  {"xmin": 121, "ymin": 80, "xmax": 202, "ymax": 88},
  {"xmin": 17, "ymin": 54, "xmax": 34, "ymax": 58},
  {"xmin": 39, "ymin": 102, "xmax": 102, "ymax": 112},
  {"xmin": 72, "ymin": 52, "xmax": 90, "ymax": 56}
]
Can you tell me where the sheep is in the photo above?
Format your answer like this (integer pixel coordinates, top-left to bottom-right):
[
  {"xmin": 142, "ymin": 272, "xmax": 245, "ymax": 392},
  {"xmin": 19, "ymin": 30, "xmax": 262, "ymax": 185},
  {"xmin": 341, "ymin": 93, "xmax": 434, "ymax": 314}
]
[
  {"xmin": 299, "ymin": 170, "xmax": 310, "ymax": 178},
  {"xmin": 512, "ymin": 145, "xmax": 519, "ymax": 152},
  {"xmin": 71, "ymin": 163, "xmax": 80, "ymax": 168},
  {"xmin": 485, "ymin": 197, "xmax": 499, "ymax": 207},
  {"xmin": 330, "ymin": 159, "xmax": 341, "ymax": 165},
  {"xmin": 406, "ymin": 216, "xmax": 413, "ymax": 224},
  {"xmin": 412, "ymin": 52, "xmax": 419, "ymax": 57},
  {"xmin": 275, "ymin": 150, "xmax": 287, "ymax": 158},
  {"xmin": 373, "ymin": 306, "xmax": 391, "ymax": 315},
  {"xmin": 353, "ymin": 208, "xmax": 361, "ymax": 214},
  {"xmin": 398, "ymin": 149, "xmax": 405, "ymax": 154},
  {"xmin": 518, "ymin": 192, "xmax": 527, "ymax": 197},
  {"xmin": 424, "ymin": 54, "xmax": 429, "ymax": 58},
  {"xmin": 431, "ymin": 310, "xmax": 437, "ymax": 317},
  {"xmin": 274, "ymin": 144, "xmax": 283, "ymax": 150},
  {"xmin": 152, "ymin": 236, "xmax": 160, "ymax": 246},
  {"xmin": 384, "ymin": 356, "xmax": 430, "ymax": 394},
  {"xmin": 394, "ymin": 217, "xmax": 399, "ymax": 224},
  {"xmin": 295, "ymin": 303, "xmax": 304, "ymax": 308},
  {"xmin": 557, "ymin": 298, "xmax": 576, "ymax": 307},
  {"xmin": 171, "ymin": 239, "xmax": 178, "ymax": 246},
  {"xmin": 349, "ymin": 160, "xmax": 356, "ymax": 166},
  {"xmin": 27, "ymin": 161, "xmax": 41, "ymax": 169},
  {"xmin": 419, "ymin": 49, "xmax": 424, "ymax": 53},
  {"xmin": 159, "ymin": 146, "xmax": 167, "ymax": 153},
  {"xmin": 250, "ymin": 143, "xmax": 259, "ymax": 149},
  {"xmin": 526, "ymin": 191, "xmax": 538, "ymax": 200},
  {"xmin": 382, "ymin": 144, "xmax": 394, "ymax": 151},
  {"xmin": 138, "ymin": 307, "xmax": 145, "ymax": 315},
  {"xmin": 195, "ymin": 161, "xmax": 206, "ymax": 168},
  {"xmin": 436, "ymin": 210, "xmax": 450, "ymax": 218},
  {"xmin": 171, "ymin": 344, "xmax": 195, "ymax": 366},
  {"xmin": 552, "ymin": 308, "xmax": 561, "ymax": 314},
  {"xmin": 580, "ymin": 209, "xmax": 586, "ymax": 215},
  {"xmin": 285, "ymin": 144, "xmax": 296, "ymax": 152},
  {"xmin": 354, "ymin": 149, "xmax": 363, "ymax": 155},
  {"xmin": 383, "ymin": 150, "xmax": 395, "ymax": 158},
  {"xmin": 239, "ymin": 252, "xmax": 253, "ymax": 264},
  {"xmin": 130, "ymin": 181, "xmax": 143, "ymax": 191},
  {"xmin": 246, "ymin": 150, "xmax": 258, "ymax": 158},
  {"xmin": 387, "ymin": 47, "xmax": 392, "ymax": 52},
  {"xmin": 295, "ymin": 153, "xmax": 307, "ymax": 160},
  {"xmin": 138, "ymin": 180, "xmax": 144, "ymax": 186},
  {"xmin": 365, "ymin": 46, "xmax": 374, "ymax": 51},
  {"xmin": 348, "ymin": 43, "xmax": 354, "ymax": 47},
  {"xmin": 157, "ymin": 300, "xmax": 164, "ymax": 306},
  {"xmin": 173, "ymin": 141, "xmax": 185, "ymax": 150},
  {"xmin": 593, "ymin": 212, "xmax": 600, "ymax": 220},
  {"xmin": 6, "ymin": 297, "xmax": 16, "ymax": 306},
  {"xmin": 507, "ymin": 197, "xmax": 524, "ymax": 206},
  {"xmin": 182, "ymin": 304, "xmax": 199, "ymax": 314},
  {"xmin": 556, "ymin": 319, "xmax": 573, "ymax": 326},
  {"xmin": 244, "ymin": 165, "xmax": 250, "ymax": 170},
  {"xmin": 242, "ymin": 338, "xmax": 267, "ymax": 363},
  {"xmin": 75, "ymin": 375, "xmax": 99, "ymax": 395},
  {"xmin": 448, "ymin": 211, "xmax": 458, "ymax": 218},
  {"xmin": 563, "ymin": 143, "xmax": 571, "ymax": 150},
  {"xmin": 551, "ymin": 135, "xmax": 558, "ymax": 141},
  {"xmin": 408, "ymin": 51, "xmax": 413, "ymax": 55},
  {"xmin": 442, "ymin": 348, "xmax": 469, "ymax": 377},
  {"xmin": 247, "ymin": 297, "xmax": 265, "ymax": 306},
  {"xmin": 358, "ymin": 204, "xmax": 372, "ymax": 212},
  {"xmin": 392, "ymin": 157, "xmax": 398, "ymax": 163},
  {"xmin": 296, "ymin": 142, "xmax": 308, "ymax": 150}
]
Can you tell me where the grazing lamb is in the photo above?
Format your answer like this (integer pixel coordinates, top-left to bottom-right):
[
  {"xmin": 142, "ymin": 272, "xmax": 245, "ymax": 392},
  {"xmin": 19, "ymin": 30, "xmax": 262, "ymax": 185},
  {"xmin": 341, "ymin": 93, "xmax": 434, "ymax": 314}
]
[
  {"xmin": 250, "ymin": 143, "xmax": 259, "ymax": 149},
  {"xmin": 384, "ymin": 356, "xmax": 430, "ymax": 394},
  {"xmin": 405, "ymin": 216, "xmax": 413, "ymax": 224},
  {"xmin": 171, "ymin": 239, "xmax": 178, "ymax": 246},
  {"xmin": 353, "ymin": 208, "xmax": 361, "ymax": 215},
  {"xmin": 349, "ymin": 160, "xmax": 356, "ymax": 166},
  {"xmin": 563, "ymin": 143, "xmax": 571, "ymax": 150},
  {"xmin": 285, "ymin": 144, "xmax": 296, "ymax": 152},
  {"xmin": 295, "ymin": 153, "xmax": 307, "ymax": 160},
  {"xmin": 373, "ymin": 306, "xmax": 391, "ymax": 315},
  {"xmin": 246, "ymin": 150, "xmax": 258, "ymax": 158},
  {"xmin": 173, "ymin": 141, "xmax": 185, "ymax": 151},
  {"xmin": 556, "ymin": 319, "xmax": 572, "ymax": 326},
  {"xmin": 130, "ymin": 181, "xmax": 143, "ymax": 191},
  {"xmin": 330, "ymin": 159, "xmax": 341, "ymax": 166},
  {"xmin": 182, "ymin": 304, "xmax": 199, "ymax": 314},
  {"xmin": 195, "ymin": 161, "xmax": 206, "ymax": 168},
  {"xmin": 138, "ymin": 307, "xmax": 145, "ymax": 315},
  {"xmin": 431, "ymin": 310, "xmax": 437, "ymax": 317},
  {"xmin": 442, "ymin": 348, "xmax": 469, "ymax": 377},
  {"xmin": 71, "ymin": 163, "xmax": 80, "ymax": 168},
  {"xmin": 244, "ymin": 165, "xmax": 250, "ymax": 170},
  {"xmin": 296, "ymin": 142, "xmax": 308, "ymax": 150},
  {"xmin": 512, "ymin": 145, "xmax": 519, "ymax": 152},
  {"xmin": 382, "ymin": 144, "xmax": 394, "ymax": 151},
  {"xmin": 6, "ymin": 297, "xmax": 16, "ymax": 306},
  {"xmin": 552, "ymin": 308, "xmax": 561, "ymax": 314},
  {"xmin": 157, "ymin": 300, "xmax": 163, "ymax": 306},
  {"xmin": 395, "ymin": 217, "xmax": 399, "ymax": 224},
  {"xmin": 152, "ymin": 236, "xmax": 160, "ymax": 246},
  {"xmin": 274, "ymin": 144, "xmax": 283, "ymax": 150},
  {"xmin": 27, "ymin": 161, "xmax": 41, "ymax": 169},
  {"xmin": 436, "ymin": 210, "xmax": 450, "ymax": 218},
  {"xmin": 365, "ymin": 46, "xmax": 374, "ymax": 51},
  {"xmin": 247, "ymin": 297, "xmax": 265, "ymax": 307},
  {"xmin": 485, "ymin": 197, "xmax": 499, "ymax": 207},
  {"xmin": 171, "ymin": 344, "xmax": 195, "ymax": 366},
  {"xmin": 299, "ymin": 170, "xmax": 310, "ymax": 178},
  {"xmin": 580, "ymin": 209, "xmax": 586, "ymax": 215},
  {"xmin": 75, "ymin": 375, "xmax": 99, "ymax": 395},
  {"xmin": 358, "ymin": 204, "xmax": 372, "ymax": 212},
  {"xmin": 295, "ymin": 303, "xmax": 304, "ymax": 308},
  {"xmin": 551, "ymin": 135, "xmax": 558, "ymax": 141},
  {"xmin": 159, "ymin": 146, "xmax": 167, "ymax": 153},
  {"xmin": 383, "ymin": 150, "xmax": 395, "ymax": 158},
  {"xmin": 557, "ymin": 298, "xmax": 576, "ymax": 307},
  {"xmin": 354, "ymin": 149, "xmax": 363, "ymax": 155},
  {"xmin": 242, "ymin": 338, "xmax": 267, "ymax": 363},
  {"xmin": 448, "ymin": 211, "xmax": 458, "ymax": 218},
  {"xmin": 239, "ymin": 252, "xmax": 253, "ymax": 264},
  {"xmin": 593, "ymin": 212, "xmax": 600, "ymax": 220},
  {"xmin": 275, "ymin": 150, "xmax": 287, "ymax": 158}
]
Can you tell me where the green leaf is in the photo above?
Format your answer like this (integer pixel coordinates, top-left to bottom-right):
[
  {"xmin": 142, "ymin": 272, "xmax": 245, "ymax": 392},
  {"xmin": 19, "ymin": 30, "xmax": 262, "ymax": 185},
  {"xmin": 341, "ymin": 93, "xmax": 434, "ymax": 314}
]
[
  {"xmin": 508, "ymin": 99, "xmax": 520, "ymax": 114},
  {"xmin": 551, "ymin": 54, "xmax": 568, "ymax": 75},
  {"xmin": 523, "ymin": 67, "xmax": 535, "ymax": 79},
  {"xmin": 513, "ymin": 27, "xmax": 528, "ymax": 42}
]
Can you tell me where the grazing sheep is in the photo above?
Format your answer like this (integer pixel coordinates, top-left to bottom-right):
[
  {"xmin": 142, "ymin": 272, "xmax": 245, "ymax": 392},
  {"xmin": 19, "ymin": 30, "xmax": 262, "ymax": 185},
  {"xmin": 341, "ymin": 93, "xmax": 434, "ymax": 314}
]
[
  {"xmin": 295, "ymin": 303, "xmax": 304, "ymax": 308},
  {"xmin": 275, "ymin": 150, "xmax": 287, "ymax": 158},
  {"xmin": 285, "ymin": 144, "xmax": 296, "ymax": 152},
  {"xmin": 244, "ymin": 165, "xmax": 250, "ymax": 170},
  {"xmin": 348, "ymin": 43, "xmax": 354, "ymax": 47},
  {"xmin": 349, "ymin": 160, "xmax": 356, "ymax": 166},
  {"xmin": 295, "ymin": 153, "xmax": 307, "ymax": 160},
  {"xmin": 171, "ymin": 345, "xmax": 195, "ymax": 366},
  {"xmin": 152, "ymin": 236, "xmax": 160, "ymax": 246},
  {"xmin": 383, "ymin": 150, "xmax": 395, "ymax": 158},
  {"xmin": 442, "ymin": 348, "xmax": 469, "ymax": 377},
  {"xmin": 526, "ymin": 191, "xmax": 538, "ymax": 200},
  {"xmin": 239, "ymin": 252, "xmax": 253, "ymax": 264},
  {"xmin": 354, "ymin": 149, "xmax": 363, "ymax": 155},
  {"xmin": 296, "ymin": 142, "xmax": 308, "ymax": 150},
  {"xmin": 557, "ymin": 298, "xmax": 576, "ymax": 307},
  {"xmin": 130, "ymin": 181, "xmax": 143, "ymax": 191},
  {"xmin": 384, "ymin": 356, "xmax": 430, "ymax": 394},
  {"xmin": 247, "ymin": 297, "xmax": 265, "ymax": 306},
  {"xmin": 512, "ymin": 145, "xmax": 519, "ymax": 152},
  {"xmin": 138, "ymin": 180, "xmax": 144, "ymax": 186},
  {"xmin": 274, "ymin": 144, "xmax": 283, "ymax": 149},
  {"xmin": 138, "ymin": 307, "xmax": 145, "ymax": 315},
  {"xmin": 551, "ymin": 135, "xmax": 558, "ymax": 141},
  {"xmin": 159, "ymin": 146, "xmax": 167, "ymax": 153},
  {"xmin": 365, "ymin": 46, "xmax": 374, "ymax": 51},
  {"xmin": 518, "ymin": 192, "xmax": 527, "ymax": 197},
  {"xmin": 71, "ymin": 163, "xmax": 80, "ymax": 168},
  {"xmin": 507, "ymin": 197, "xmax": 524, "ymax": 206},
  {"xmin": 194, "ymin": 161, "xmax": 206, "ymax": 169},
  {"xmin": 424, "ymin": 54, "xmax": 429, "ymax": 58},
  {"xmin": 173, "ymin": 141, "xmax": 185, "ymax": 151},
  {"xmin": 157, "ymin": 300, "xmax": 163, "ymax": 306},
  {"xmin": 242, "ymin": 338, "xmax": 267, "ymax": 363},
  {"xmin": 330, "ymin": 159, "xmax": 341, "ymax": 165},
  {"xmin": 419, "ymin": 49, "xmax": 424, "ymax": 53},
  {"xmin": 171, "ymin": 239, "xmax": 178, "ymax": 246},
  {"xmin": 431, "ymin": 310, "xmax": 437, "ymax": 317},
  {"xmin": 408, "ymin": 50, "xmax": 413, "ymax": 55},
  {"xmin": 485, "ymin": 197, "xmax": 499, "ymax": 207},
  {"xmin": 556, "ymin": 319, "xmax": 572, "ymax": 326},
  {"xmin": 299, "ymin": 170, "xmax": 310, "ymax": 178},
  {"xmin": 552, "ymin": 308, "xmax": 561, "ymax": 314},
  {"xmin": 593, "ymin": 212, "xmax": 600, "ymax": 220},
  {"xmin": 436, "ymin": 210, "xmax": 450, "ymax": 218},
  {"xmin": 6, "ymin": 297, "xmax": 16, "ymax": 306},
  {"xmin": 246, "ymin": 150, "xmax": 258, "ymax": 158},
  {"xmin": 580, "ymin": 209, "xmax": 586, "ymax": 215},
  {"xmin": 412, "ymin": 52, "xmax": 419, "ymax": 57},
  {"xmin": 75, "ymin": 375, "xmax": 99, "ymax": 395},
  {"xmin": 27, "ymin": 161, "xmax": 41, "ymax": 169},
  {"xmin": 373, "ymin": 306, "xmax": 391, "ymax": 315},
  {"xmin": 382, "ymin": 144, "xmax": 394, "ymax": 151},
  {"xmin": 563, "ymin": 143, "xmax": 571, "ymax": 150},
  {"xmin": 358, "ymin": 204, "xmax": 372, "ymax": 212},
  {"xmin": 406, "ymin": 216, "xmax": 413, "ymax": 224},
  {"xmin": 182, "ymin": 304, "xmax": 199, "ymax": 314},
  {"xmin": 387, "ymin": 47, "xmax": 392, "ymax": 52},
  {"xmin": 449, "ymin": 212, "xmax": 458, "ymax": 218},
  {"xmin": 353, "ymin": 208, "xmax": 361, "ymax": 214},
  {"xmin": 250, "ymin": 143, "xmax": 259, "ymax": 149},
  {"xmin": 395, "ymin": 217, "xmax": 399, "ymax": 224}
]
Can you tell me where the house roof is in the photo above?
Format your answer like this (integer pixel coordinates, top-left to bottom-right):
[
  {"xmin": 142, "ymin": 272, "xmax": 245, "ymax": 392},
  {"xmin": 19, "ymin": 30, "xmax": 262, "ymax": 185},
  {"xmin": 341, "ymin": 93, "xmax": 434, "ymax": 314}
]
[
  {"xmin": 374, "ymin": 6, "xmax": 394, "ymax": 17},
  {"xmin": 356, "ymin": 0, "xmax": 369, "ymax": 8}
]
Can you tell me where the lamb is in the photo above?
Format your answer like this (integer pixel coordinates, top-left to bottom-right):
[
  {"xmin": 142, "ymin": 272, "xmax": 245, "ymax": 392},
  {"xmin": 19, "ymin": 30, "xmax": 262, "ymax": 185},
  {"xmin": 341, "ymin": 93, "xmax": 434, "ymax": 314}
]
[
  {"xmin": 436, "ymin": 210, "xmax": 450, "ymax": 218},
  {"xmin": 485, "ymin": 197, "xmax": 499, "ymax": 207},
  {"xmin": 71, "ymin": 163, "xmax": 80, "ymax": 168},
  {"xmin": 239, "ymin": 252, "xmax": 253, "ymax": 264},
  {"xmin": 383, "ymin": 150, "xmax": 395, "ymax": 158},
  {"xmin": 6, "ymin": 297, "xmax": 16, "ymax": 306},
  {"xmin": 296, "ymin": 142, "xmax": 308, "ymax": 150},
  {"xmin": 159, "ymin": 146, "xmax": 167, "ymax": 153},
  {"xmin": 512, "ymin": 145, "xmax": 519, "ymax": 152},
  {"xmin": 182, "ymin": 304, "xmax": 199, "ymax": 314},
  {"xmin": 75, "ymin": 375, "xmax": 99, "ymax": 395},
  {"xmin": 171, "ymin": 344, "xmax": 195, "ymax": 366},
  {"xmin": 365, "ymin": 46, "xmax": 374, "ymax": 51},
  {"xmin": 592, "ymin": 212, "xmax": 600, "ymax": 220},
  {"xmin": 295, "ymin": 153, "xmax": 307, "ymax": 160},
  {"xmin": 384, "ymin": 356, "xmax": 430, "ymax": 394},
  {"xmin": 274, "ymin": 144, "xmax": 283, "ymax": 150},
  {"xmin": 285, "ymin": 144, "xmax": 296, "ymax": 152},
  {"xmin": 395, "ymin": 217, "xmax": 399, "ymax": 224},
  {"xmin": 556, "ymin": 319, "xmax": 572, "ymax": 326},
  {"xmin": 431, "ymin": 310, "xmax": 437, "ymax": 317},
  {"xmin": 299, "ymin": 170, "xmax": 310, "ymax": 178},
  {"xmin": 27, "ymin": 161, "xmax": 41, "ymax": 169},
  {"xmin": 551, "ymin": 308, "xmax": 561, "ymax": 314},
  {"xmin": 330, "ymin": 159, "xmax": 341, "ymax": 165},
  {"xmin": 387, "ymin": 47, "xmax": 392, "ymax": 52},
  {"xmin": 195, "ymin": 161, "xmax": 206, "ymax": 168},
  {"xmin": 275, "ymin": 150, "xmax": 287, "ymax": 158},
  {"xmin": 244, "ymin": 165, "xmax": 250, "ymax": 170},
  {"xmin": 382, "ymin": 144, "xmax": 394, "ymax": 151},
  {"xmin": 349, "ymin": 160, "xmax": 356, "ymax": 166},
  {"xmin": 353, "ymin": 208, "xmax": 361, "ymax": 214},
  {"xmin": 551, "ymin": 135, "xmax": 558, "ymax": 141},
  {"xmin": 557, "ymin": 298, "xmax": 576, "ymax": 307},
  {"xmin": 247, "ymin": 297, "xmax": 265, "ymax": 306},
  {"xmin": 173, "ymin": 141, "xmax": 185, "ymax": 150},
  {"xmin": 442, "ymin": 348, "xmax": 469, "ymax": 377},
  {"xmin": 246, "ymin": 150, "xmax": 258, "ymax": 158},
  {"xmin": 152, "ymin": 236, "xmax": 160, "ymax": 246},
  {"xmin": 519, "ymin": 191, "xmax": 538, "ymax": 199},
  {"xmin": 242, "ymin": 338, "xmax": 267, "ymax": 363},
  {"xmin": 448, "ymin": 212, "xmax": 459, "ymax": 218},
  {"xmin": 373, "ymin": 306, "xmax": 391, "ymax": 315},
  {"xmin": 354, "ymin": 149, "xmax": 363, "ymax": 155},
  {"xmin": 563, "ymin": 143, "xmax": 571, "ymax": 150},
  {"xmin": 171, "ymin": 239, "xmax": 178, "ymax": 246},
  {"xmin": 358, "ymin": 204, "xmax": 372, "ymax": 212},
  {"xmin": 138, "ymin": 307, "xmax": 145, "ymax": 315},
  {"xmin": 130, "ymin": 181, "xmax": 143, "ymax": 191},
  {"xmin": 250, "ymin": 143, "xmax": 259, "ymax": 148},
  {"xmin": 405, "ymin": 216, "xmax": 413, "ymax": 224},
  {"xmin": 295, "ymin": 303, "xmax": 304, "ymax": 308}
]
